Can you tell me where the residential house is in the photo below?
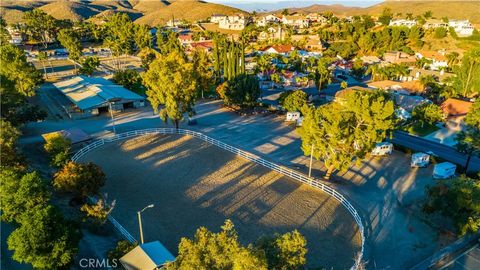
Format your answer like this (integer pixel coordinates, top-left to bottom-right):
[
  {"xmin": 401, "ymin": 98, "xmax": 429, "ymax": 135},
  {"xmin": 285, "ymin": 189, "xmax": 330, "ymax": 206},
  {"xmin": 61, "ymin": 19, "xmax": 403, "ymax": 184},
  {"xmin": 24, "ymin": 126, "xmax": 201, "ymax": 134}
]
[
  {"xmin": 416, "ymin": 50, "xmax": 448, "ymax": 70},
  {"xmin": 281, "ymin": 15, "xmax": 309, "ymax": 29},
  {"xmin": 306, "ymin": 13, "xmax": 327, "ymax": 23},
  {"xmin": 389, "ymin": 19, "xmax": 417, "ymax": 28},
  {"xmin": 187, "ymin": 41, "xmax": 214, "ymax": 53},
  {"xmin": 263, "ymin": 44, "xmax": 295, "ymax": 55},
  {"xmin": 256, "ymin": 14, "xmax": 281, "ymax": 27},
  {"xmin": 281, "ymin": 71, "xmax": 308, "ymax": 87},
  {"xmin": 367, "ymin": 80, "xmax": 425, "ymax": 95},
  {"xmin": 423, "ymin": 19, "xmax": 448, "ymax": 29},
  {"xmin": 178, "ymin": 33, "xmax": 194, "ymax": 45},
  {"xmin": 448, "ymin": 20, "xmax": 475, "ymax": 37},
  {"xmin": 210, "ymin": 14, "xmax": 227, "ymax": 23},
  {"xmin": 166, "ymin": 19, "xmax": 186, "ymax": 28},
  {"xmin": 393, "ymin": 94, "xmax": 430, "ymax": 112},
  {"xmin": 257, "ymin": 27, "xmax": 285, "ymax": 42},
  {"xmin": 361, "ymin": 55, "xmax": 382, "ymax": 65},
  {"xmin": 219, "ymin": 14, "xmax": 247, "ymax": 30},
  {"xmin": 383, "ymin": 51, "xmax": 417, "ymax": 65},
  {"xmin": 441, "ymin": 98, "xmax": 474, "ymax": 130},
  {"xmin": 7, "ymin": 26, "xmax": 24, "ymax": 45}
]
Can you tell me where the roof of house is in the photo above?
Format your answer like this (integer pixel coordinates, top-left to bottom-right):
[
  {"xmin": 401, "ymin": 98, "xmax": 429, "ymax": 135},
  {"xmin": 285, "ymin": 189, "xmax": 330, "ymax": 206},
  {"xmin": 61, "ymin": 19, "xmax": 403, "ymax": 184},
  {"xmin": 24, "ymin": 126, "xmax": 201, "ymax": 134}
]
[
  {"xmin": 418, "ymin": 50, "xmax": 447, "ymax": 61},
  {"xmin": 367, "ymin": 80, "xmax": 399, "ymax": 89},
  {"xmin": 120, "ymin": 241, "xmax": 175, "ymax": 270},
  {"xmin": 54, "ymin": 76, "xmax": 144, "ymax": 111},
  {"xmin": 189, "ymin": 41, "xmax": 214, "ymax": 50},
  {"xmin": 393, "ymin": 94, "xmax": 429, "ymax": 112},
  {"xmin": 441, "ymin": 98, "xmax": 473, "ymax": 116},
  {"xmin": 178, "ymin": 33, "xmax": 193, "ymax": 41},
  {"xmin": 410, "ymin": 67, "xmax": 454, "ymax": 81},
  {"xmin": 265, "ymin": 45, "xmax": 294, "ymax": 53},
  {"xmin": 398, "ymin": 80, "xmax": 425, "ymax": 93}
]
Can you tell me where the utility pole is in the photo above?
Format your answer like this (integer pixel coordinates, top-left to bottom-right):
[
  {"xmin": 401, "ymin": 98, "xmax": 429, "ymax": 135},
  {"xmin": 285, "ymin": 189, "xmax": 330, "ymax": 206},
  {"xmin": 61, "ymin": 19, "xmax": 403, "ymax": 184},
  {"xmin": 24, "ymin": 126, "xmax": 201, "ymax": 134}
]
[{"xmin": 308, "ymin": 144, "xmax": 314, "ymax": 178}]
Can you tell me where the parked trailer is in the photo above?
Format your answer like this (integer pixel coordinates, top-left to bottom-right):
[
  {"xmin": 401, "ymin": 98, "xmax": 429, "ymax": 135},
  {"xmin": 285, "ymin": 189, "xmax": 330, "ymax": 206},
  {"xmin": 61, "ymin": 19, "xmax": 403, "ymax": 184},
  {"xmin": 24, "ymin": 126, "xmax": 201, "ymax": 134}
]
[
  {"xmin": 411, "ymin": 152, "xmax": 430, "ymax": 167},
  {"xmin": 371, "ymin": 142, "xmax": 393, "ymax": 156},
  {"xmin": 286, "ymin": 111, "xmax": 301, "ymax": 122}
]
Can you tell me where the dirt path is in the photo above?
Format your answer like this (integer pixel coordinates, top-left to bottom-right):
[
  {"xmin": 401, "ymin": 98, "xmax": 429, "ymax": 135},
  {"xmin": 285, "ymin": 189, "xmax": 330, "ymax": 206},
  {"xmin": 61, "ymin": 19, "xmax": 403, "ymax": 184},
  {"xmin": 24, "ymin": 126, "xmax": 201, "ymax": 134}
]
[{"xmin": 80, "ymin": 134, "xmax": 362, "ymax": 269}]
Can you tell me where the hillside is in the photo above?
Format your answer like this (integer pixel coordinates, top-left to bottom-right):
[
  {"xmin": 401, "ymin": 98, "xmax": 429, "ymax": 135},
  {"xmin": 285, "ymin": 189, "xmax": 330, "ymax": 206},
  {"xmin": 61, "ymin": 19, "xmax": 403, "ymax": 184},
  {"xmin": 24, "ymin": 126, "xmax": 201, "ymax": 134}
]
[
  {"xmin": 269, "ymin": 4, "xmax": 363, "ymax": 17},
  {"xmin": 134, "ymin": 0, "xmax": 247, "ymax": 26},
  {"xmin": 362, "ymin": 1, "xmax": 480, "ymax": 24},
  {"xmin": 38, "ymin": 1, "xmax": 101, "ymax": 22}
]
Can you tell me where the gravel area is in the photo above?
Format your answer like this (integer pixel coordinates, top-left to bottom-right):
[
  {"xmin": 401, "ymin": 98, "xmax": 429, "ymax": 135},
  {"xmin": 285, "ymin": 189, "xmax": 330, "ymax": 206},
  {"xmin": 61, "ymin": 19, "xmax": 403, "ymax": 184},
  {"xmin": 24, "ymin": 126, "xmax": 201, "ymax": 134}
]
[{"xmin": 79, "ymin": 134, "xmax": 362, "ymax": 269}]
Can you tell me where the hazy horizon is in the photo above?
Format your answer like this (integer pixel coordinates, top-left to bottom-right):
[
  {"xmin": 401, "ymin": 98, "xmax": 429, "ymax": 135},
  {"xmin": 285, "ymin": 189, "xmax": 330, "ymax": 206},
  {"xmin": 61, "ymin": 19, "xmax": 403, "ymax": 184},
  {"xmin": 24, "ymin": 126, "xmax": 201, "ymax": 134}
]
[{"xmin": 204, "ymin": 0, "xmax": 383, "ymax": 12}]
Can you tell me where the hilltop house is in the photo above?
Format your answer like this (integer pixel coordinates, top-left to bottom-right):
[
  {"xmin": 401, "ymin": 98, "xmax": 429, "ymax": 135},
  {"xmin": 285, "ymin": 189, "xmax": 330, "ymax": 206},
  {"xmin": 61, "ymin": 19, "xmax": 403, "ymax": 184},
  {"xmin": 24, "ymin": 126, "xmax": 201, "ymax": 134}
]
[
  {"xmin": 441, "ymin": 98, "xmax": 474, "ymax": 130},
  {"xmin": 448, "ymin": 20, "xmax": 475, "ymax": 36},
  {"xmin": 281, "ymin": 15, "xmax": 309, "ymax": 29},
  {"xmin": 7, "ymin": 26, "xmax": 24, "ymax": 45},
  {"xmin": 258, "ymin": 27, "xmax": 286, "ymax": 42},
  {"xmin": 219, "ymin": 14, "xmax": 247, "ymax": 30},
  {"xmin": 423, "ymin": 19, "xmax": 448, "ymax": 29},
  {"xmin": 389, "ymin": 19, "xmax": 417, "ymax": 28},
  {"xmin": 256, "ymin": 14, "xmax": 281, "ymax": 26},
  {"xmin": 383, "ymin": 51, "xmax": 417, "ymax": 65},
  {"xmin": 416, "ymin": 50, "xmax": 448, "ymax": 70},
  {"xmin": 306, "ymin": 13, "xmax": 327, "ymax": 23},
  {"xmin": 210, "ymin": 14, "xmax": 227, "ymax": 23}
]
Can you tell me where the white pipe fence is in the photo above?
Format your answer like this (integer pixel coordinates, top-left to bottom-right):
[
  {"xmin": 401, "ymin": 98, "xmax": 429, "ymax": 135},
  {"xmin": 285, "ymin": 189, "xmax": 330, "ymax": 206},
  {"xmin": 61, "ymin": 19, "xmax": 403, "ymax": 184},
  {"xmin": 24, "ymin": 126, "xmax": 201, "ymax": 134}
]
[{"xmin": 72, "ymin": 128, "xmax": 365, "ymax": 269}]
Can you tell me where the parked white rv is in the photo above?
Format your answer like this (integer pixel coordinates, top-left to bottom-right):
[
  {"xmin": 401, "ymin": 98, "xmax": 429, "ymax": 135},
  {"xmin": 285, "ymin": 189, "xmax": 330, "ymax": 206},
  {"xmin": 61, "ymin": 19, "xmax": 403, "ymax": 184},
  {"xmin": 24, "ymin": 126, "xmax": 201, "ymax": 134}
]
[
  {"xmin": 371, "ymin": 142, "xmax": 393, "ymax": 156},
  {"xmin": 286, "ymin": 111, "xmax": 301, "ymax": 122},
  {"xmin": 433, "ymin": 162, "xmax": 456, "ymax": 179},
  {"xmin": 411, "ymin": 152, "xmax": 430, "ymax": 167},
  {"xmin": 296, "ymin": 116, "xmax": 304, "ymax": 126}
]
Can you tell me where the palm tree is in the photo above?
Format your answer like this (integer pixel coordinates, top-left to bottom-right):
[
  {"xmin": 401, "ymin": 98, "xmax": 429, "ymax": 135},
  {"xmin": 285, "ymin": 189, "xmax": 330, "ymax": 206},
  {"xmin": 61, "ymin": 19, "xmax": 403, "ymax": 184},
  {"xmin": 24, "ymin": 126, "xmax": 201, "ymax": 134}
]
[
  {"xmin": 446, "ymin": 52, "xmax": 460, "ymax": 68},
  {"xmin": 366, "ymin": 64, "xmax": 379, "ymax": 81}
]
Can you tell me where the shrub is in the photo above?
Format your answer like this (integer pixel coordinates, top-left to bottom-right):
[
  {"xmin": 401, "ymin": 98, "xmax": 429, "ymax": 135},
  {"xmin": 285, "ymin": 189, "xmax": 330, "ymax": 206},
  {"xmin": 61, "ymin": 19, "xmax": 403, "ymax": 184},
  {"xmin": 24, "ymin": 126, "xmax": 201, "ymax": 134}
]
[
  {"xmin": 44, "ymin": 133, "xmax": 71, "ymax": 167},
  {"xmin": 53, "ymin": 161, "xmax": 106, "ymax": 198}
]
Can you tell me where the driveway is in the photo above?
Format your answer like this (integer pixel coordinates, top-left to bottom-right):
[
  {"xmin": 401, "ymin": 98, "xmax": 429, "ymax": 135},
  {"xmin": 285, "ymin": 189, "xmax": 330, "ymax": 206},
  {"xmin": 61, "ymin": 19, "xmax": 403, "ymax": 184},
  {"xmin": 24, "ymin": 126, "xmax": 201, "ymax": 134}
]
[
  {"xmin": 423, "ymin": 127, "xmax": 458, "ymax": 147},
  {"xmin": 21, "ymin": 100, "xmax": 448, "ymax": 269}
]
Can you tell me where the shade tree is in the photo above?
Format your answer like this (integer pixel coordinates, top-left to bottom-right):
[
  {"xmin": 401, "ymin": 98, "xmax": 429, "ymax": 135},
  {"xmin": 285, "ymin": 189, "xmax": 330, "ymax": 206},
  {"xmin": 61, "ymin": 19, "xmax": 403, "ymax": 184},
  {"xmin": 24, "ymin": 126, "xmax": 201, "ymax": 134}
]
[{"xmin": 53, "ymin": 161, "xmax": 106, "ymax": 199}]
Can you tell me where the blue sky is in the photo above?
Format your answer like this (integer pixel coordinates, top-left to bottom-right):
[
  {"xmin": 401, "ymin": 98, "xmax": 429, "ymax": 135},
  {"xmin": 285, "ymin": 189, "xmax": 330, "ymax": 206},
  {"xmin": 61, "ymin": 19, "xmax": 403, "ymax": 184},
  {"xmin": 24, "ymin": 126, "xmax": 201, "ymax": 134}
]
[{"xmin": 205, "ymin": 0, "xmax": 383, "ymax": 12}]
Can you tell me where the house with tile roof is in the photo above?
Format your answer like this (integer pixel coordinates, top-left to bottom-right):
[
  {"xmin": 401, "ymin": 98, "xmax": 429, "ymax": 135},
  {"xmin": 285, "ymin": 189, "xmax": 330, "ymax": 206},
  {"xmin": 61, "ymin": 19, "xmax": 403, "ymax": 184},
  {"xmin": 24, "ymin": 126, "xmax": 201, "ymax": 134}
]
[{"xmin": 441, "ymin": 98, "xmax": 474, "ymax": 130}]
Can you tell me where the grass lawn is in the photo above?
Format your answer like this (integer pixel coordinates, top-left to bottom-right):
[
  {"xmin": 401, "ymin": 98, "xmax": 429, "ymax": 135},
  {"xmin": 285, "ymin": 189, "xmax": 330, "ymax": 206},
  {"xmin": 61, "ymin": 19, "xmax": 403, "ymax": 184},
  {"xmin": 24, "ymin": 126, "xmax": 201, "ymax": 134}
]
[{"xmin": 402, "ymin": 121, "xmax": 440, "ymax": 137}]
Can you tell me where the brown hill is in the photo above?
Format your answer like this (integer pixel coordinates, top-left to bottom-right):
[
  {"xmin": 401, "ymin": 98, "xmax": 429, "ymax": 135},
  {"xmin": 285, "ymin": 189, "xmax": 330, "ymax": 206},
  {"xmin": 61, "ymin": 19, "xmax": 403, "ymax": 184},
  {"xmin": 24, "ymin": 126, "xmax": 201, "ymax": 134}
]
[
  {"xmin": 134, "ymin": 0, "xmax": 247, "ymax": 26},
  {"xmin": 131, "ymin": 0, "xmax": 169, "ymax": 13},
  {"xmin": 362, "ymin": 1, "xmax": 480, "ymax": 24},
  {"xmin": 269, "ymin": 4, "xmax": 362, "ymax": 17},
  {"xmin": 38, "ymin": 1, "xmax": 101, "ymax": 22}
]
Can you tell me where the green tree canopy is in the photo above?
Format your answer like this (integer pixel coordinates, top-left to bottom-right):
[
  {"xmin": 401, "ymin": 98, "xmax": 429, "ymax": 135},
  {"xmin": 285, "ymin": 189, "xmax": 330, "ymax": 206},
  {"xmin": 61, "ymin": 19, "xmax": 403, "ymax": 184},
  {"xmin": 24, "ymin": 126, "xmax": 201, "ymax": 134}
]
[
  {"xmin": 255, "ymin": 230, "xmax": 307, "ymax": 270},
  {"xmin": 143, "ymin": 50, "xmax": 197, "ymax": 129},
  {"xmin": 456, "ymin": 99, "xmax": 480, "ymax": 171},
  {"xmin": 53, "ymin": 161, "xmax": 106, "ymax": 198},
  {"xmin": 412, "ymin": 103, "xmax": 444, "ymax": 126},
  {"xmin": 112, "ymin": 69, "xmax": 144, "ymax": 94},
  {"xmin": 192, "ymin": 48, "xmax": 213, "ymax": 99},
  {"xmin": 7, "ymin": 204, "xmax": 80, "ymax": 269},
  {"xmin": 44, "ymin": 133, "xmax": 72, "ymax": 167},
  {"xmin": 165, "ymin": 220, "xmax": 268, "ymax": 270},
  {"xmin": 425, "ymin": 176, "xmax": 480, "ymax": 235},
  {"xmin": 434, "ymin": 27, "xmax": 447, "ymax": 39},
  {"xmin": 80, "ymin": 56, "xmax": 100, "ymax": 75},
  {"xmin": 452, "ymin": 47, "xmax": 480, "ymax": 98},
  {"xmin": 0, "ymin": 169, "xmax": 50, "ymax": 223},
  {"xmin": 0, "ymin": 120, "xmax": 21, "ymax": 166},
  {"xmin": 23, "ymin": 9, "xmax": 58, "ymax": 48},
  {"xmin": 298, "ymin": 91, "xmax": 395, "ymax": 179},
  {"xmin": 216, "ymin": 74, "xmax": 260, "ymax": 108},
  {"xmin": 280, "ymin": 90, "xmax": 308, "ymax": 112}
]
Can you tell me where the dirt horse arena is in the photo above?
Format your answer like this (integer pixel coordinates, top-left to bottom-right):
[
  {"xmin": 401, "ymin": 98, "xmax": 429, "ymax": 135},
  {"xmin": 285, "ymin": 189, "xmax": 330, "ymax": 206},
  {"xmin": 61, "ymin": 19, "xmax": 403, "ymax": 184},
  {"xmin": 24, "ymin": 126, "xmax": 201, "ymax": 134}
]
[{"xmin": 79, "ymin": 134, "xmax": 362, "ymax": 269}]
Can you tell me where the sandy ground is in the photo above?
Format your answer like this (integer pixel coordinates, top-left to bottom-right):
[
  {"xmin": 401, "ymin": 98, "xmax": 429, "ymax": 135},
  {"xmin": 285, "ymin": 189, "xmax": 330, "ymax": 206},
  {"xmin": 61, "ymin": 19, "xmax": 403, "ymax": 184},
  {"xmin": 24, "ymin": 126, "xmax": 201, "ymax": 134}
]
[{"xmin": 79, "ymin": 134, "xmax": 362, "ymax": 269}]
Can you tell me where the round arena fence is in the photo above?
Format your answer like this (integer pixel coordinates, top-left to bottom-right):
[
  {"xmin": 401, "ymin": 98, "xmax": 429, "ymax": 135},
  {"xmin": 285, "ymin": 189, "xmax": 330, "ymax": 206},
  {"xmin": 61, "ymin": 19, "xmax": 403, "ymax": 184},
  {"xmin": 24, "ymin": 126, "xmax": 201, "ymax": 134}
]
[{"xmin": 72, "ymin": 128, "xmax": 365, "ymax": 269}]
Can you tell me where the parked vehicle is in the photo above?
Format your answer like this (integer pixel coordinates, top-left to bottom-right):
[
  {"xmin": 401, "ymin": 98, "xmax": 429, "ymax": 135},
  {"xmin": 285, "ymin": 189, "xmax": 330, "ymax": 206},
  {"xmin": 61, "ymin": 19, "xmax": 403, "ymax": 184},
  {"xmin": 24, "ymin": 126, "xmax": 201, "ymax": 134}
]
[
  {"xmin": 433, "ymin": 162, "xmax": 456, "ymax": 179},
  {"xmin": 371, "ymin": 142, "xmax": 393, "ymax": 156},
  {"xmin": 286, "ymin": 111, "xmax": 301, "ymax": 122},
  {"xmin": 411, "ymin": 152, "xmax": 430, "ymax": 167}
]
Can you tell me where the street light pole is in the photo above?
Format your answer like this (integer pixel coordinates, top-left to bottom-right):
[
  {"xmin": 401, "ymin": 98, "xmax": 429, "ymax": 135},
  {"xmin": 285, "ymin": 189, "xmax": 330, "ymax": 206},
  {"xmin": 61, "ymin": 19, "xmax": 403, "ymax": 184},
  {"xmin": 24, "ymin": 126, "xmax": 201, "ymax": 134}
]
[
  {"xmin": 308, "ymin": 144, "xmax": 314, "ymax": 178},
  {"xmin": 137, "ymin": 204, "xmax": 154, "ymax": 244}
]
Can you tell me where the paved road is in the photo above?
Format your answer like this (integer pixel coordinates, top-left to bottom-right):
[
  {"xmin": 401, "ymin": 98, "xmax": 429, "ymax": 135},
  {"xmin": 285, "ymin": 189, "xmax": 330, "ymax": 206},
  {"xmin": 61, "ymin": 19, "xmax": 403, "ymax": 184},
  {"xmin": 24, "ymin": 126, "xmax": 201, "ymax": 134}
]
[{"xmin": 20, "ymin": 100, "xmax": 459, "ymax": 269}]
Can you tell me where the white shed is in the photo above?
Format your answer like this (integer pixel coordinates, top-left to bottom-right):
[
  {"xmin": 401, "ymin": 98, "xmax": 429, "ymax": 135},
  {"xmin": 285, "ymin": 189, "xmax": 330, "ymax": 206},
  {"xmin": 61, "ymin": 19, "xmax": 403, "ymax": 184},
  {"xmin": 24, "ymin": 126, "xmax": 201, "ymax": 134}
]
[
  {"xmin": 433, "ymin": 162, "xmax": 456, "ymax": 179},
  {"xmin": 411, "ymin": 152, "xmax": 430, "ymax": 167},
  {"xmin": 371, "ymin": 142, "xmax": 393, "ymax": 156}
]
